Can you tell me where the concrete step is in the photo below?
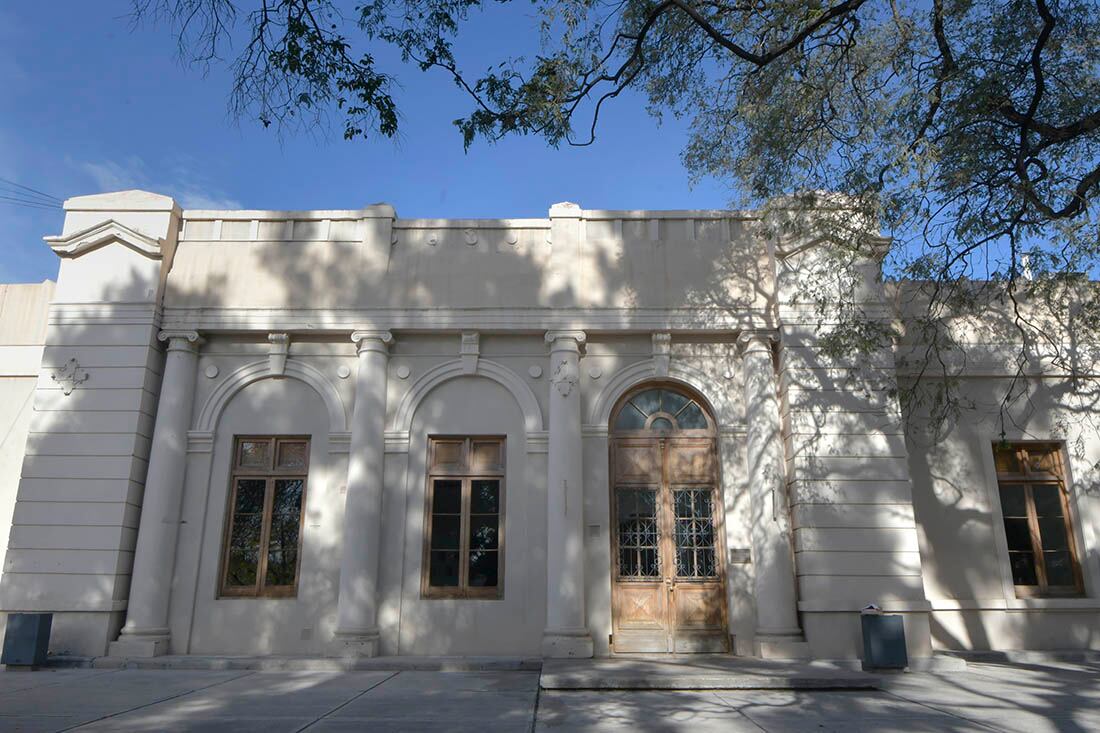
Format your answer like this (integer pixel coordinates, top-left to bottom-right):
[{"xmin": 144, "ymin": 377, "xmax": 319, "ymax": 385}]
[
  {"xmin": 45, "ymin": 654, "xmax": 543, "ymax": 672},
  {"xmin": 540, "ymin": 656, "xmax": 880, "ymax": 690}
]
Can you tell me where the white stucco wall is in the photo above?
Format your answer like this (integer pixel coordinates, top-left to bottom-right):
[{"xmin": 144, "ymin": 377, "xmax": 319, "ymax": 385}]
[{"xmin": 905, "ymin": 376, "xmax": 1100, "ymax": 650}]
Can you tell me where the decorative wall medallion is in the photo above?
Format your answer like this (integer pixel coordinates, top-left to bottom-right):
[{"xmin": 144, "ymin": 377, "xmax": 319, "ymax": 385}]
[
  {"xmin": 396, "ymin": 365, "xmax": 411, "ymax": 380},
  {"xmin": 528, "ymin": 365, "xmax": 543, "ymax": 379},
  {"xmin": 463, "ymin": 229, "xmax": 478, "ymax": 246},
  {"xmin": 588, "ymin": 366, "xmax": 602, "ymax": 379},
  {"xmin": 52, "ymin": 358, "xmax": 88, "ymax": 395},
  {"xmin": 204, "ymin": 364, "xmax": 219, "ymax": 379},
  {"xmin": 427, "ymin": 234, "xmax": 438, "ymax": 246},
  {"xmin": 550, "ymin": 358, "xmax": 577, "ymax": 397},
  {"xmin": 337, "ymin": 365, "xmax": 352, "ymax": 379}
]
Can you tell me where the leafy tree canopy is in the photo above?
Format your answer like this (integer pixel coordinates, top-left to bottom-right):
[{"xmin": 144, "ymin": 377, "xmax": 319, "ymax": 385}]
[{"xmin": 137, "ymin": 0, "xmax": 1100, "ymax": 437}]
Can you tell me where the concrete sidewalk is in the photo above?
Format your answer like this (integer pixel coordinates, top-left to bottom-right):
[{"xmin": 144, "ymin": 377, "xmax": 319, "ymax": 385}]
[{"xmin": 0, "ymin": 658, "xmax": 1095, "ymax": 731}]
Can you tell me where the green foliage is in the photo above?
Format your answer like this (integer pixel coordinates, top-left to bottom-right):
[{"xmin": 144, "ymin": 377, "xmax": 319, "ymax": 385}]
[{"xmin": 138, "ymin": 0, "xmax": 1100, "ymax": 435}]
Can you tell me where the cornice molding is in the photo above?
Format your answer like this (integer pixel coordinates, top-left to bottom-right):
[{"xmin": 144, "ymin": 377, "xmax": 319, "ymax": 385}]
[{"xmin": 44, "ymin": 219, "xmax": 166, "ymax": 260}]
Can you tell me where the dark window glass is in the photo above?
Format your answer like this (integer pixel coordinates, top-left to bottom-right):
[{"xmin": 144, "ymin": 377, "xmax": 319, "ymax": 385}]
[
  {"xmin": 614, "ymin": 404, "xmax": 647, "ymax": 430},
  {"xmin": 424, "ymin": 438, "xmax": 505, "ymax": 597},
  {"xmin": 615, "ymin": 388, "xmax": 709, "ymax": 432},
  {"xmin": 432, "ymin": 480, "xmax": 462, "ymax": 514},
  {"xmin": 998, "ymin": 484, "xmax": 1028, "ymax": 517},
  {"xmin": 677, "ymin": 403, "xmax": 709, "ymax": 429},
  {"xmin": 430, "ymin": 551, "xmax": 460, "ymax": 586},
  {"xmin": 632, "ymin": 389, "xmax": 662, "ymax": 416},
  {"xmin": 471, "ymin": 480, "xmax": 499, "ymax": 514},
  {"xmin": 994, "ymin": 444, "xmax": 1080, "ymax": 595},
  {"xmin": 222, "ymin": 437, "xmax": 309, "ymax": 596},
  {"xmin": 616, "ymin": 488, "xmax": 660, "ymax": 578},
  {"xmin": 1009, "ymin": 552, "xmax": 1038, "ymax": 585},
  {"xmin": 468, "ymin": 550, "xmax": 498, "ymax": 587},
  {"xmin": 1032, "ymin": 484, "xmax": 1063, "ymax": 517},
  {"xmin": 1003, "ymin": 518, "xmax": 1033, "ymax": 552},
  {"xmin": 431, "ymin": 515, "xmax": 461, "ymax": 550},
  {"xmin": 1045, "ymin": 552, "xmax": 1075, "ymax": 586},
  {"xmin": 673, "ymin": 488, "xmax": 718, "ymax": 578},
  {"xmin": 650, "ymin": 417, "xmax": 674, "ymax": 432}
]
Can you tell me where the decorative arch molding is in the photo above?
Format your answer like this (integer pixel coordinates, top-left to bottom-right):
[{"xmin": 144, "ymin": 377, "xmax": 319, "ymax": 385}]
[
  {"xmin": 195, "ymin": 359, "xmax": 349, "ymax": 433},
  {"xmin": 390, "ymin": 358, "xmax": 544, "ymax": 434},
  {"xmin": 587, "ymin": 358, "xmax": 738, "ymax": 428}
]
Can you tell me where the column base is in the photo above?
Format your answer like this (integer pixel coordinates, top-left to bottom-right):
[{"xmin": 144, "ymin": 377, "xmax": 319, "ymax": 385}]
[
  {"xmin": 754, "ymin": 630, "xmax": 811, "ymax": 660},
  {"xmin": 332, "ymin": 629, "xmax": 381, "ymax": 658},
  {"xmin": 108, "ymin": 629, "xmax": 170, "ymax": 658},
  {"xmin": 542, "ymin": 628, "xmax": 593, "ymax": 658}
]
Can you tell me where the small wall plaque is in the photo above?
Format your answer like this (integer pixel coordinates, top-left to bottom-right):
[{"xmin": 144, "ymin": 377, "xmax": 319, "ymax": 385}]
[{"xmin": 729, "ymin": 548, "xmax": 752, "ymax": 564}]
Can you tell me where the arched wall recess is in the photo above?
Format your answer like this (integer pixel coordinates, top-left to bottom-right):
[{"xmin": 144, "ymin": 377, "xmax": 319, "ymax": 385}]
[
  {"xmin": 194, "ymin": 359, "xmax": 349, "ymax": 433},
  {"xmin": 390, "ymin": 358, "xmax": 544, "ymax": 434}
]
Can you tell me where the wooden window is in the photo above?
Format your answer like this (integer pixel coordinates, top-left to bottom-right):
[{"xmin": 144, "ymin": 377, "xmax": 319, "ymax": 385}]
[
  {"xmin": 992, "ymin": 443, "xmax": 1083, "ymax": 597},
  {"xmin": 220, "ymin": 436, "xmax": 310, "ymax": 598},
  {"xmin": 423, "ymin": 436, "xmax": 504, "ymax": 599}
]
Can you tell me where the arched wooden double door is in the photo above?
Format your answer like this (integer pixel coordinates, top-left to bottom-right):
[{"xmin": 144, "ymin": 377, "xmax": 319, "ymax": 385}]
[{"xmin": 609, "ymin": 385, "xmax": 729, "ymax": 653}]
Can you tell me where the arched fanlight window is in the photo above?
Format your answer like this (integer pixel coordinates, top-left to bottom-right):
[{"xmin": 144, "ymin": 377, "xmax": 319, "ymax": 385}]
[{"xmin": 613, "ymin": 387, "xmax": 711, "ymax": 432}]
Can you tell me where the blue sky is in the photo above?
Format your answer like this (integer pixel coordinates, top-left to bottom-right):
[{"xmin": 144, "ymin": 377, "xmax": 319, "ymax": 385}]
[{"xmin": 0, "ymin": 2, "xmax": 731, "ymax": 284}]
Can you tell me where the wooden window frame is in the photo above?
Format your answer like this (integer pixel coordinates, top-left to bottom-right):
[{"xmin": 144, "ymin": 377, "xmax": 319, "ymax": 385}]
[
  {"xmin": 421, "ymin": 436, "xmax": 505, "ymax": 600},
  {"xmin": 219, "ymin": 435, "xmax": 311, "ymax": 598},
  {"xmin": 992, "ymin": 442, "xmax": 1084, "ymax": 598}
]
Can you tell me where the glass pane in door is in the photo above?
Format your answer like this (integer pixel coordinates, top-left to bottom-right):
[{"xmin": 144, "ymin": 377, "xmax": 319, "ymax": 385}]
[
  {"xmin": 673, "ymin": 488, "xmax": 717, "ymax": 578},
  {"xmin": 616, "ymin": 488, "xmax": 660, "ymax": 578}
]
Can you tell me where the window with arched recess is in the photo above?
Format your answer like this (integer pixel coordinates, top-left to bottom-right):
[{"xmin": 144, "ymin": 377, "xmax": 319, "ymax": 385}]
[{"xmin": 612, "ymin": 386, "xmax": 713, "ymax": 433}]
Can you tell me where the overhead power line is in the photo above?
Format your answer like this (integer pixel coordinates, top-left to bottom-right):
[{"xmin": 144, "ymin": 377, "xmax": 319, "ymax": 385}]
[
  {"xmin": 0, "ymin": 195, "xmax": 61, "ymax": 211},
  {"xmin": 0, "ymin": 176, "xmax": 62, "ymax": 204}
]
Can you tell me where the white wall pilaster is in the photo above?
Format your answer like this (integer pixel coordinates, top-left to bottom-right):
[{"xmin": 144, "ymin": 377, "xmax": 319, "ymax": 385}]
[
  {"xmin": 542, "ymin": 329, "xmax": 593, "ymax": 657},
  {"xmin": 110, "ymin": 330, "xmax": 202, "ymax": 657},
  {"xmin": 333, "ymin": 329, "xmax": 392, "ymax": 656},
  {"xmin": 739, "ymin": 330, "xmax": 804, "ymax": 647}
]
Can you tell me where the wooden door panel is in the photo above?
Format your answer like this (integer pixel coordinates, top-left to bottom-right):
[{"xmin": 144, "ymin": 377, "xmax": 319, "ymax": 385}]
[
  {"xmin": 614, "ymin": 441, "xmax": 661, "ymax": 483},
  {"xmin": 671, "ymin": 584, "xmax": 725, "ymax": 629},
  {"xmin": 667, "ymin": 440, "xmax": 715, "ymax": 481},
  {"xmin": 615, "ymin": 584, "xmax": 667, "ymax": 629}
]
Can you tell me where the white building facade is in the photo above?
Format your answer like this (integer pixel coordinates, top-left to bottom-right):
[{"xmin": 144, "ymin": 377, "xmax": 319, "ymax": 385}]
[{"xmin": 0, "ymin": 189, "xmax": 1097, "ymax": 660}]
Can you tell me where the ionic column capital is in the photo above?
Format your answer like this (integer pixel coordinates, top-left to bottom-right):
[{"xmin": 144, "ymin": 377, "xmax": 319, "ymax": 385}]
[
  {"xmin": 351, "ymin": 330, "xmax": 394, "ymax": 355},
  {"xmin": 545, "ymin": 330, "xmax": 587, "ymax": 352},
  {"xmin": 737, "ymin": 330, "xmax": 778, "ymax": 356},
  {"xmin": 157, "ymin": 330, "xmax": 203, "ymax": 352}
]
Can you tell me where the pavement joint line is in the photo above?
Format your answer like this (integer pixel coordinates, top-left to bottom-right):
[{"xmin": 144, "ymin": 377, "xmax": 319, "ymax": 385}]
[
  {"xmin": 57, "ymin": 669, "xmax": 257, "ymax": 732},
  {"xmin": 294, "ymin": 669, "xmax": 401, "ymax": 732},
  {"xmin": 528, "ymin": 677, "xmax": 541, "ymax": 733},
  {"xmin": 706, "ymin": 690, "xmax": 768, "ymax": 732},
  {"xmin": 0, "ymin": 667, "xmax": 122, "ymax": 697},
  {"xmin": 879, "ymin": 686, "xmax": 1007, "ymax": 732}
]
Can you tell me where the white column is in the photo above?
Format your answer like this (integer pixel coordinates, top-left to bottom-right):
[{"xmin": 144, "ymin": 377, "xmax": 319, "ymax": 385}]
[
  {"xmin": 110, "ymin": 330, "xmax": 202, "ymax": 657},
  {"xmin": 739, "ymin": 331, "xmax": 804, "ymax": 643},
  {"xmin": 542, "ymin": 330, "xmax": 593, "ymax": 657},
  {"xmin": 333, "ymin": 329, "xmax": 392, "ymax": 656}
]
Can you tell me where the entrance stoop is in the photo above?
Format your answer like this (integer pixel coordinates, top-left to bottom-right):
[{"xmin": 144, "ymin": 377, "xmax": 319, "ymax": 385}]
[{"xmin": 540, "ymin": 655, "xmax": 880, "ymax": 690}]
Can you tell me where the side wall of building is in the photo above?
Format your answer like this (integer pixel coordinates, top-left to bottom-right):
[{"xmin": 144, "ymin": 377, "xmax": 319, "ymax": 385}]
[{"xmin": 0, "ymin": 281, "xmax": 56, "ymax": 631}]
